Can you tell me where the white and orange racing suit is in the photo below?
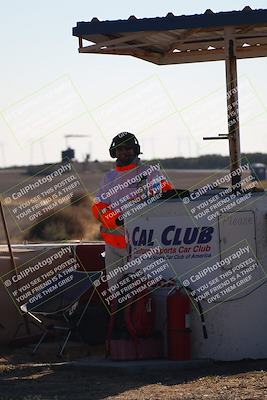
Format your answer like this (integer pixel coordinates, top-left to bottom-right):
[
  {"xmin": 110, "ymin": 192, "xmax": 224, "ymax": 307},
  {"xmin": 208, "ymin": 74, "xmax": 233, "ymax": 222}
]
[{"xmin": 91, "ymin": 158, "xmax": 173, "ymax": 286}]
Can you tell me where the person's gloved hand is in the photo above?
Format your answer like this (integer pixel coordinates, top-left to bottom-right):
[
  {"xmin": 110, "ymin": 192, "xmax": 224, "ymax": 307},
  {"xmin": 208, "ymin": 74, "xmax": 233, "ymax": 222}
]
[{"xmin": 115, "ymin": 216, "xmax": 124, "ymax": 226}]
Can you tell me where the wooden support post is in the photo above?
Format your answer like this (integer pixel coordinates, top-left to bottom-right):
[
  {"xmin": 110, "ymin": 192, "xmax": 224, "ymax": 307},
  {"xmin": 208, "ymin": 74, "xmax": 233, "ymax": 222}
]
[{"xmin": 224, "ymin": 27, "xmax": 241, "ymax": 189}]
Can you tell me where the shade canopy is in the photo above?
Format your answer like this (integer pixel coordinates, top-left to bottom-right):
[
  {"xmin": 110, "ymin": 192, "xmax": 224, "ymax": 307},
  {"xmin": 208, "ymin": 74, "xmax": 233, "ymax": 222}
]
[
  {"xmin": 73, "ymin": 7, "xmax": 267, "ymax": 65},
  {"xmin": 73, "ymin": 7, "xmax": 267, "ymax": 187}
]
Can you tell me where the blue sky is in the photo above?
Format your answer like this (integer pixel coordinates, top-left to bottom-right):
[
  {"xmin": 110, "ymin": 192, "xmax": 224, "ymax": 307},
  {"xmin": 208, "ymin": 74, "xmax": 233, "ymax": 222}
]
[{"xmin": 1, "ymin": 0, "xmax": 267, "ymax": 167}]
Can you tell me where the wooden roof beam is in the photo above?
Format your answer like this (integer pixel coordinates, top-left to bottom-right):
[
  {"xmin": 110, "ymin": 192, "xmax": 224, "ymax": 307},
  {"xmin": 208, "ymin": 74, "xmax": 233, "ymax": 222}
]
[
  {"xmin": 236, "ymin": 24, "xmax": 258, "ymax": 34},
  {"xmin": 167, "ymin": 28, "xmax": 203, "ymax": 53},
  {"xmin": 79, "ymin": 31, "xmax": 150, "ymax": 52},
  {"xmin": 79, "ymin": 45, "xmax": 162, "ymax": 61}
]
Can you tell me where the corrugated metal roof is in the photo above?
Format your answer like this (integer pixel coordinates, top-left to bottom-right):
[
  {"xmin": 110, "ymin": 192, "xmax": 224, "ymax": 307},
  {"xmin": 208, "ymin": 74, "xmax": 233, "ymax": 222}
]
[
  {"xmin": 72, "ymin": 7, "xmax": 267, "ymax": 65},
  {"xmin": 73, "ymin": 7, "xmax": 267, "ymax": 35}
]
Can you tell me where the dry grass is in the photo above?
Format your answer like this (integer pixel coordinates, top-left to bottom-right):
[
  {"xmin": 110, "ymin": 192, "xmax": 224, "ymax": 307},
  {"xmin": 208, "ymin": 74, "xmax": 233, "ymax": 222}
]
[{"xmin": 24, "ymin": 193, "xmax": 101, "ymax": 242}]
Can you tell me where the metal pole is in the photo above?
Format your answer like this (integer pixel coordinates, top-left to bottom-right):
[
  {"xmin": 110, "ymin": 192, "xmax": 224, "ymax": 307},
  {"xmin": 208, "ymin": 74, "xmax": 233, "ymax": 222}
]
[
  {"xmin": 224, "ymin": 27, "xmax": 241, "ymax": 189},
  {"xmin": 0, "ymin": 200, "xmax": 17, "ymax": 272},
  {"xmin": 0, "ymin": 200, "xmax": 30, "ymax": 335}
]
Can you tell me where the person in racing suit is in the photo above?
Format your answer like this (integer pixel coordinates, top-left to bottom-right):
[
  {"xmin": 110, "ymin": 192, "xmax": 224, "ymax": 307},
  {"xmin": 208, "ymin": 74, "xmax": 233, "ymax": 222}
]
[{"xmin": 91, "ymin": 132, "xmax": 174, "ymax": 287}]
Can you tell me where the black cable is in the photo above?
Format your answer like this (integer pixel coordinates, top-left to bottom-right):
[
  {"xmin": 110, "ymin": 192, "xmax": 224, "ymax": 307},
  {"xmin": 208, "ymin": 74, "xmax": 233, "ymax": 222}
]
[{"xmin": 183, "ymin": 286, "xmax": 208, "ymax": 339}]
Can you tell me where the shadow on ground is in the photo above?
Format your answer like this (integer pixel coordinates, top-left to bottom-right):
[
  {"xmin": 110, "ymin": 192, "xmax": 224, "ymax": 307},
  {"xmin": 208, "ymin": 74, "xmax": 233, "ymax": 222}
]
[{"xmin": 0, "ymin": 343, "xmax": 266, "ymax": 400}]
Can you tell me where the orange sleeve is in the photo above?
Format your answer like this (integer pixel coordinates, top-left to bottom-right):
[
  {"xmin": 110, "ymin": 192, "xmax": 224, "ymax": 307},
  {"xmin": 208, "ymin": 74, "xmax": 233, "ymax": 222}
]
[
  {"xmin": 160, "ymin": 180, "xmax": 174, "ymax": 192},
  {"xmin": 91, "ymin": 201, "xmax": 122, "ymax": 230}
]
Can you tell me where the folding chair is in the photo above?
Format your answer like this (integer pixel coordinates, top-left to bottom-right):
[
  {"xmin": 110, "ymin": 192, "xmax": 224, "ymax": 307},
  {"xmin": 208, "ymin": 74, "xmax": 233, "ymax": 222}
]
[{"xmin": 21, "ymin": 270, "xmax": 102, "ymax": 356}]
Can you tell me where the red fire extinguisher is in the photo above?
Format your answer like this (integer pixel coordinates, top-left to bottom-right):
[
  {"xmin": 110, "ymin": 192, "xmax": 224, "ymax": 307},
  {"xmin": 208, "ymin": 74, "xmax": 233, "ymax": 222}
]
[{"xmin": 167, "ymin": 287, "xmax": 191, "ymax": 360}]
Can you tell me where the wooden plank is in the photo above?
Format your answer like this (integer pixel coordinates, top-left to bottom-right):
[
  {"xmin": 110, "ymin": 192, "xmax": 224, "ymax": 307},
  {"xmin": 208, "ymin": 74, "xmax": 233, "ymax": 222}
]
[
  {"xmin": 159, "ymin": 49, "xmax": 225, "ymax": 64},
  {"xmin": 80, "ymin": 42, "xmax": 159, "ymax": 52},
  {"xmin": 236, "ymin": 37, "xmax": 267, "ymax": 46},
  {"xmin": 79, "ymin": 31, "xmax": 150, "ymax": 52},
  {"xmin": 236, "ymin": 24, "xmax": 258, "ymax": 34},
  {"xmin": 236, "ymin": 44, "xmax": 267, "ymax": 57},
  {"xmin": 178, "ymin": 37, "xmax": 267, "ymax": 52},
  {"xmin": 174, "ymin": 34, "xmax": 225, "ymax": 44},
  {"xmin": 235, "ymin": 31, "xmax": 267, "ymax": 38},
  {"xmin": 172, "ymin": 40, "xmax": 224, "ymax": 51},
  {"xmin": 167, "ymin": 28, "xmax": 203, "ymax": 53},
  {"xmin": 78, "ymin": 46, "xmax": 162, "ymax": 61},
  {"xmin": 79, "ymin": 44, "xmax": 267, "ymax": 63}
]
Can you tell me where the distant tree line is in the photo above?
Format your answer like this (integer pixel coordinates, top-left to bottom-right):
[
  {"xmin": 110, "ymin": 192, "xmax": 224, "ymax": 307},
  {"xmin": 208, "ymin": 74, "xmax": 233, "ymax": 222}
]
[
  {"xmin": 154, "ymin": 153, "xmax": 267, "ymax": 170},
  {"xmin": 13, "ymin": 152, "xmax": 267, "ymax": 175}
]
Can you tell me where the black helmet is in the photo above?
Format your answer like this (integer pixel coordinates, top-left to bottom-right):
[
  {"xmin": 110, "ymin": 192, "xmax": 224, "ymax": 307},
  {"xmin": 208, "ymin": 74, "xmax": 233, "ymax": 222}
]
[{"xmin": 109, "ymin": 132, "xmax": 140, "ymax": 158}]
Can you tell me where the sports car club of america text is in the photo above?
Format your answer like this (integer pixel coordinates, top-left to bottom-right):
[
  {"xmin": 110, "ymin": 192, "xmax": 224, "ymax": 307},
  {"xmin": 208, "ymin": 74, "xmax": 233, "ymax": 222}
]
[{"xmin": 130, "ymin": 225, "xmax": 214, "ymax": 259}]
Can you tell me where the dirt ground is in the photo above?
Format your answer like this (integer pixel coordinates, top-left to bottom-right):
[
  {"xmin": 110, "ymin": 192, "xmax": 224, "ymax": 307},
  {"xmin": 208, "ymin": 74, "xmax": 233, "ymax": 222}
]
[{"xmin": 0, "ymin": 343, "xmax": 266, "ymax": 400}]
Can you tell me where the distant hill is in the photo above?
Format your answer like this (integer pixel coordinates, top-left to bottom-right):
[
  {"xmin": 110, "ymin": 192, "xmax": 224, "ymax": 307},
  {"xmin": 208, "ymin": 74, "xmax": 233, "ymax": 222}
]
[
  {"xmin": 1, "ymin": 152, "xmax": 266, "ymax": 175},
  {"xmin": 155, "ymin": 153, "xmax": 267, "ymax": 170}
]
